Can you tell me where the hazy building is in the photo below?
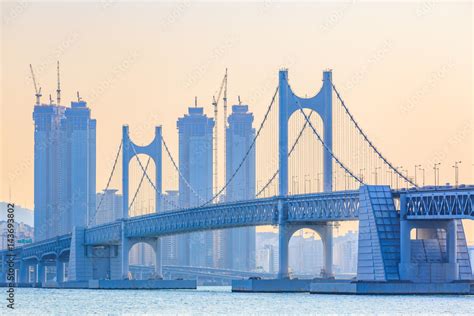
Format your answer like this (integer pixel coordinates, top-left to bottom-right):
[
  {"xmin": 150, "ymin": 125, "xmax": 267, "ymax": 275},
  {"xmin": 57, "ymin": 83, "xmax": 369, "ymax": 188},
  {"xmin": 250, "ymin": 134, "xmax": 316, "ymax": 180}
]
[
  {"xmin": 222, "ymin": 104, "xmax": 256, "ymax": 271},
  {"xmin": 177, "ymin": 106, "xmax": 214, "ymax": 267},
  {"xmin": 33, "ymin": 99, "xmax": 96, "ymax": 241},
  {"xmin": 94, "ymin": 189, "xmax": 123, "ymax": 225},
  {"xmin": 333, "ymin": 230, "xmax": 358, "ymax": 274},
  {"xmin": 0, "ymin": 221, "xmax": 34, "ymax": 250},
  {"xmin": 161, "ymin": 190, "xmax": 180, "ymax": 265},
  {"xmin": 256, "ymin": 232, "xmax": 279, "ymax": 273},
  {"xmin": 288, "ymin": 231, "xmax": 323, "ymax": 275},
  {"xmin": 256, "ymin": 244, "xmax": 275, "ymax": 273}
]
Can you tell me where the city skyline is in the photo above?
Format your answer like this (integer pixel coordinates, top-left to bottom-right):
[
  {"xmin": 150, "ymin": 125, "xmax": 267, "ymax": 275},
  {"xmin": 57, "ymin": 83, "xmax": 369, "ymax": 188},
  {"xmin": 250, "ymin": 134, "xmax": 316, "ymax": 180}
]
[
  {"xmin": 1, "ymin": 2, "xmax": 473, "ymax": 310},
  {"xmin": 2, "ymin": 2, "xmax": 472, "ymax": 210}
]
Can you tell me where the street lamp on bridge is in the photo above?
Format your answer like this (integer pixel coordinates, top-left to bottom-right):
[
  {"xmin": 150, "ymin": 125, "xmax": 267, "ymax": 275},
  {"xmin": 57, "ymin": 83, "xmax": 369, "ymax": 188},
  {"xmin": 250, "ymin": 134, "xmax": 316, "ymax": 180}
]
[
  {"xmin": 419, "ymin": 167, "xmax": 425, "ymax": 187},
  {"xmin": 452, "ymin": 161, "xmax": 462, "ymax": 187},
  {"xmin": 414, "ymin": 164, "xmax": 421, "ymax": 186},
  {"xmin": 386, "ymin": 170, "xmax": 393, "ymax": 188},
  {"xmin": 433, "ymin": 162, "xmax": 441, "ymax": 188},
  {"xmin": 373, "ymin": 167, "xmax": 381, "ymax": 185},
  {"xmin": 359, "ymin": 168, "xmax": 365, "ymax": 183}
]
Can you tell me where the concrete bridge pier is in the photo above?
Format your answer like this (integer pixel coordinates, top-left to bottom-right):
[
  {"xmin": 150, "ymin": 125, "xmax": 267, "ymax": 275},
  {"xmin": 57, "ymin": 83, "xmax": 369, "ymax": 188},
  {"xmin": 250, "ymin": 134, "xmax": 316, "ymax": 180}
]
[
  {"xmin": 18, "ymin": 261, "xmax": 28, "ymax": 283},
  {"xmin": 322, "ymin": 223, "xmax": 334, "ymax": 278},
  {"xmin": 120, "ymin": 228, "xmax": 129, "ymax": 280},
  {"xmin": 154, "ymin": 237, "xmax": 162, "ymax": 278},
  {"xmin": 277, "ymin": 224, "xmax": 290, "ymax": 279},
  {"xmin": 399, "ymin": 218, "xmax": 463, "ymax": 282},
  {"xmin": 118, "ymin": 237, "xmax": 163, "ymax": 280},
  {"xmin": 68, "ymin": 226, "xmax": 93, "ymax": 281},
  {"xmin": 56, "ymin": 260, "xmax": 64, "ymax": 283},
  {"xmin": 37, "ymin": 260, "xmax": 45, "ymax": 284},
  {"xmin": 278, "ymin": 222, "xmax": 334, "ymax": 279}
]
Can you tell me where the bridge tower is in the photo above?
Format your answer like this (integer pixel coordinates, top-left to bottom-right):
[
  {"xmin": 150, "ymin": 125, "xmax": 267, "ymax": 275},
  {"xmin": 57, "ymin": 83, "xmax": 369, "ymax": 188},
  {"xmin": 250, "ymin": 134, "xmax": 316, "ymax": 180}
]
[
  {"xmin": 121, "ymin": 125, "xmax": 163, "ymax": 279},
  {"xmin": 122, "ymin": 125, "xmax": 163, "ymax": 217},
  {"xmin": 278, "ymin": 69, "xmax": 334, "ymax": 279}
]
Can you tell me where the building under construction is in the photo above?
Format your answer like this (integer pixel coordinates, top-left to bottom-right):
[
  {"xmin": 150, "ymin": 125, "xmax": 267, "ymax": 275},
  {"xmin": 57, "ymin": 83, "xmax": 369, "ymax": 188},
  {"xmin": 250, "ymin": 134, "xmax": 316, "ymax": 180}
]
[{"xmin": 31, "ymin": 62, "xmax": 96, "ymax": 241}]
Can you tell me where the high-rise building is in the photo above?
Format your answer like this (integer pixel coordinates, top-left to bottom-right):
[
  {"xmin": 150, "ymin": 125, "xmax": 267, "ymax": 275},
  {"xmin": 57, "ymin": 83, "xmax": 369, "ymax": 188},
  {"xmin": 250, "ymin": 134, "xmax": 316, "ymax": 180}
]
[
  {"xmin": 333, "ymin": 230, "xmax": 358, "ymax": 274},
  {"xmin": 94, "ymin": 189, "xmax": 123, "ymax": 226},
  {"xmin": 33, "ymin": 99, "xmax": 96, "ymax": 241},
  {"xmin": 222, "ymin": 104, "xmax": 256, "ymax": 271},
  {"xmin": 288, "ymin": 232, "xmax": 323, "ymax": 275},
  {"xmin": 256, "ymin": 244, "xmax": 275, "ymax": 273},
  {"xmin": 177, "ymin": 106, "xmax": 214, "ymax": 267},
  {"xmin": 161, "ymin": 190, "xmax": 180, "ymax": 265}
]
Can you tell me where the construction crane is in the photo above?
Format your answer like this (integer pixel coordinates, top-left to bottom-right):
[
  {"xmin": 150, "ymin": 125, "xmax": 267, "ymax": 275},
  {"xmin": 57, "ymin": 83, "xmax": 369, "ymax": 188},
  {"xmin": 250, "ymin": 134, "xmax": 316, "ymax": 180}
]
[
  {"xmin": 212, "ymin": 95, "xmax": 219, "ymax": 195},
  {"xmin": 223, "ymin": 68, "xmax": 228, "ymax": 194},
  {"xmin": 29, "ymin": 64, "xmax": 42, "ymax": 105},
  {"xmin": 212, "ymin": 69, "xmax": 228, "ymax": 197},
  {"xmin": 56, "ymin": 61, "xmax": 61, "ymax": 105}
]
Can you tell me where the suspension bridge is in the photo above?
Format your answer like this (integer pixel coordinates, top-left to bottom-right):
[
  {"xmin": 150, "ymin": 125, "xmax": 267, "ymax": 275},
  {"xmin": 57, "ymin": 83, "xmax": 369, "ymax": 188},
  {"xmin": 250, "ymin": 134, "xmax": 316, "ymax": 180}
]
[{"xmin": 1, "ymin": 69, "xmax": 473, "ymax": 293}]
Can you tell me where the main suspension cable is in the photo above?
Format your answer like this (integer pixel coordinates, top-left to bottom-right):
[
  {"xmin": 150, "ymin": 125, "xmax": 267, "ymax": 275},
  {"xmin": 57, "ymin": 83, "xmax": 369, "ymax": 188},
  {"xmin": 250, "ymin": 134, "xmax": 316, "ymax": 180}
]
[
  {"xmin": 92, "ymin": 140, "xmax": 123, "ymax": 226},
  {"xmin": 130, "ymin": 143, "xmax": 180, "ymax": 211},
  {"xmin": 294, "ymin": 95, "xmax": 364, "ymax": 185},
  {"xmin": 162, "ymin": 135, "xmax": 206, "ymax": 204},
  {"xmin": 202, "ymin": 86, "xmax": 279, "ymax": 206},
  {"xmin": 129, "ymin": 156, "xmax": 151, "ymax": 210},
  {"xmin": 256, "ymin": 110, "xmax": 315, "ymax": 197},
  {"xmin": 332, "ymin": 83, "xmax": 417, "ymax": 188}
]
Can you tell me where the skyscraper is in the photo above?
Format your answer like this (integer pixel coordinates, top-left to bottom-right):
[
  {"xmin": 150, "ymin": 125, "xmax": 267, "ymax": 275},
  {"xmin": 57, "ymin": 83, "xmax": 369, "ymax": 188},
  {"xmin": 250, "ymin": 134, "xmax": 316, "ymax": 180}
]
[
  {"xmin": 95, "ymin": 189, "xmax": 123, "ymax": 226},
  {"xmin": 161, "ymin": 190, "xmax": 180, "ymax": 265},
  {"xmin": 223, "ymin": 104, "xmax": 256, "ymax": 271},
  {"xmin": 177, "ymin": 106, "xmax": 214, "ymax": 267},
  {"xmin": 33, "ymin": 99, "xmax": 96, "ymax": 241}
]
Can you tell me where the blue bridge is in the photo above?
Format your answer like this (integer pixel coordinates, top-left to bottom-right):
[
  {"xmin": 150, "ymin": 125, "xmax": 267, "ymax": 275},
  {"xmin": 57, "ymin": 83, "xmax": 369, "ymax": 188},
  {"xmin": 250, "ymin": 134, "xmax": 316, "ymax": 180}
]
[{"xmin": 1, "ymin": 69, "xmax": 472, "ymax": 291}]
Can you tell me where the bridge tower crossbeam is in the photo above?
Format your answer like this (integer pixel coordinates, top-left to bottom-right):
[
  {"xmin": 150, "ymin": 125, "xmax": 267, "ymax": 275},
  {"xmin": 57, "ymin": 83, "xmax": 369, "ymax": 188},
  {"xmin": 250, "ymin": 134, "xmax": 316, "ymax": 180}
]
[{"xmin": 122, "ymin": 125, "xmax": 163, "ymax": 217}]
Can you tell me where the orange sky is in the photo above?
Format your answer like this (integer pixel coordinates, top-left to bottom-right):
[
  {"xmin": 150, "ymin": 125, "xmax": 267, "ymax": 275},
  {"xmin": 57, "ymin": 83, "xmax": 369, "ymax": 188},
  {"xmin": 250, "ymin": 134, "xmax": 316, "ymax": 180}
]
[{"xmin": 1, "ymin": 1, "xmax": 472, "ymax": 241}]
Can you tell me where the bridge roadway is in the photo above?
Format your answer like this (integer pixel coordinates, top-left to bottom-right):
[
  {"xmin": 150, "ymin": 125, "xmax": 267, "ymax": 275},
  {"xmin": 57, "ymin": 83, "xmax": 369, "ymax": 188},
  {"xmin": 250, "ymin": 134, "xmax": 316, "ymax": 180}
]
[
  {"xmin": 1, "ymin": 185, "xmax": 472, "ymax": 285},
  {"xmin": 80, "ymin": 186, "xmax": 474, "ymax": 245},
  {"xmin": 86, "ymin": 189, "xmax": 360, "ymax": 245},
  {"xmin": 3, "ymin": 186, "xmax": 474, "ymax": 258}
]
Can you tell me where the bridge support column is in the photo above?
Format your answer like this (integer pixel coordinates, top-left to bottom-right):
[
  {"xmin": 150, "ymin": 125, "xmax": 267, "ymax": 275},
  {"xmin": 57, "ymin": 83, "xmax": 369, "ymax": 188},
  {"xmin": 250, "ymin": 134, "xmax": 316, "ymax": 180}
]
[
  {"xmin": 56, "ymin": 260, "xmax": 64, "ymax": 283},
  {"xmin": 447, "ymin": 220, "xmax": 459, "ymax": 281},
  {"xmin": 398, "ymin": 220, "xmax": 411, "ymax": 280},
  {"xmin": 278, "ymin": 224, "xmax": 290, "ymax": 279},
  {"xmin": 68, "ymin": 226, "xmax": 93, "ymax": 281},
  {"xmin": 37, "ymin": 261, "xmax": 45, "ymax": 284},
  {"xmin": 155, "ymin": 238, "xmax": 162, "ymax": 278},
  {"xmin": 323, "ymin": 224, "xmax": 334, "ymax": 278},
  {"xmin": 18, "ymin": 261, "xmax": 28, "ymax": 284},
  {"xmin": 121, "ymin": 222, "xmax": 130, "ymax": 279}
]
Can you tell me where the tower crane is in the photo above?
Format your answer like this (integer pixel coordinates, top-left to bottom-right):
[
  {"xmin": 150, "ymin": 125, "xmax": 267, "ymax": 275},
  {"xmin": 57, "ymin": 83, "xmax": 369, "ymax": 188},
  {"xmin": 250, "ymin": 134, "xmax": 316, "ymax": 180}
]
[
  {"xmin": 56, "ymin": 61, "xmax": 61, "ymax": 105},
  {"xmin": 29, "ymin": 64, "xmax": 42, "ymax": 105},
  {"xmin": 212, "ymin": 69, "xmax": 228, "ymax": 196}
]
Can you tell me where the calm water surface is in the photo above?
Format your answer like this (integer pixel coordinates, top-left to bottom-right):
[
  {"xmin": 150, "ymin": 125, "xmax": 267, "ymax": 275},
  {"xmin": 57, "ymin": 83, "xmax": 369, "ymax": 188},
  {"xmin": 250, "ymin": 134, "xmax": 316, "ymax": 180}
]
[{"xmin": 2, "ymin": 286, "xmax": 473, "ymax": 315}]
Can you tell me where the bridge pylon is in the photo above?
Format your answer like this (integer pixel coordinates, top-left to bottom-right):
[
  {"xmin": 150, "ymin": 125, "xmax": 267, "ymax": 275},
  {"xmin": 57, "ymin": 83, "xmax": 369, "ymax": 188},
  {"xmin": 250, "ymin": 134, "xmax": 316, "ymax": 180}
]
[
  {"xmin": 122, "ymin": 125, "xmax": 163, "ymax": 218},
  {"xmin": 277, "ymin": 69, "xmax": 334, "ymax": 279}
]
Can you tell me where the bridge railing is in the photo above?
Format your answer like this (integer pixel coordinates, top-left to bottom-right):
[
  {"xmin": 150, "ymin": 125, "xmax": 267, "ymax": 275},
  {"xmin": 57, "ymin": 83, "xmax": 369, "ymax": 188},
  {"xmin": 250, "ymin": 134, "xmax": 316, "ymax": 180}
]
[
  {"xmin": 287, "ymin": 191, "xmax": 360, "ymax": 221},
  {"xmin": 85, "ymin": 221, "xmax": 122, "ymax": 245},
  {"xmin": 400, "ymin": 186, "xmax": 474, "ymax": 219},
  {"xmin": 125, "ymin": 197, "xmax": 278, "ymax": 238}
]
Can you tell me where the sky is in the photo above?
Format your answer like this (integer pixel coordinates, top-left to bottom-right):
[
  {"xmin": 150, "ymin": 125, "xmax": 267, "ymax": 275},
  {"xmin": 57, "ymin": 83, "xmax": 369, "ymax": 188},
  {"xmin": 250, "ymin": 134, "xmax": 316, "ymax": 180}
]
[{"xmin": 1, "ymin": 1, "xmax": 473, "ymax": 240}]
